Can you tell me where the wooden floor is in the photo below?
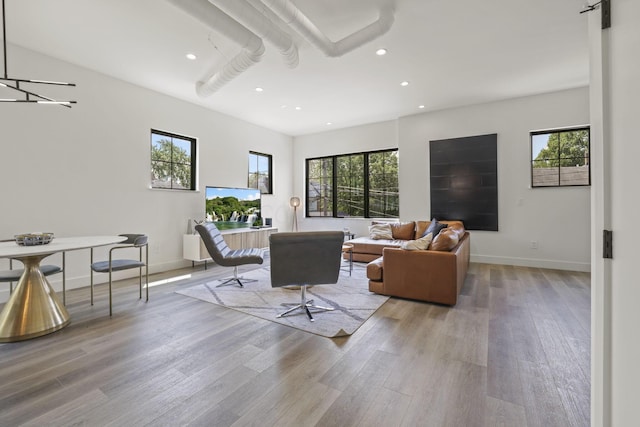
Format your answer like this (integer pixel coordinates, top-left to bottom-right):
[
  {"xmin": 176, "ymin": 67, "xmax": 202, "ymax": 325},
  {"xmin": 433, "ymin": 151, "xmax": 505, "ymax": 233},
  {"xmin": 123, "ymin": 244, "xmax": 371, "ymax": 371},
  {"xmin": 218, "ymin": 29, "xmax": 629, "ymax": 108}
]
[{"xmin": 0, "ymin": 262, "xmax": 590, "ymax": 427}]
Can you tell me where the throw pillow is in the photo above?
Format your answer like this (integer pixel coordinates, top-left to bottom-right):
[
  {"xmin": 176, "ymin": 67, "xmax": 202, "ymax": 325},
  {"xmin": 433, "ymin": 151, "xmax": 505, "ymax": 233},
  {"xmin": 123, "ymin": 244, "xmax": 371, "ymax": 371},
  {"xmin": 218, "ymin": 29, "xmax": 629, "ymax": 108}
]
[
  {"xmin": 423, "ymin": 218, "xmax": 447, "ymax": 238},
  {"xmin": 372, "ymin": 221, "xmax": 415, "ymax": 240},
  {"xmin": 401, "ymin": 232, "xmax": 433, "ymax": 250},
  {"xmin": 429, "ymin": 228, "xmax": 459, "ymax": 251},
  {"xmin": 369, "ymin": 223, "xmax": 393, "ymax": 240}
]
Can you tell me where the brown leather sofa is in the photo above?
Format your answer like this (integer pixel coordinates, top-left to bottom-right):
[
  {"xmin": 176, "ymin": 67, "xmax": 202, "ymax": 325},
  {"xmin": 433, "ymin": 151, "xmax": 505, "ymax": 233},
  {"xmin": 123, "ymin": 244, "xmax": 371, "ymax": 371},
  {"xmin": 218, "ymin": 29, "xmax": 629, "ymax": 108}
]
[{"xmin": 364, "ymin": 221, "xmax": 470, "ymax": 305}]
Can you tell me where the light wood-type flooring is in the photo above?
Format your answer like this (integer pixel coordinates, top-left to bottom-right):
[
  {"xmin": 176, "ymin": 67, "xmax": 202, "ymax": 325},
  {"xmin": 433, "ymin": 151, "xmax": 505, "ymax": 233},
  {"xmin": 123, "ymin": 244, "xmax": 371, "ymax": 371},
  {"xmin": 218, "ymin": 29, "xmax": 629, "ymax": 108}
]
[{"xmin": 0, "ymin": 262, "xmax": 590, "ymax": 426}]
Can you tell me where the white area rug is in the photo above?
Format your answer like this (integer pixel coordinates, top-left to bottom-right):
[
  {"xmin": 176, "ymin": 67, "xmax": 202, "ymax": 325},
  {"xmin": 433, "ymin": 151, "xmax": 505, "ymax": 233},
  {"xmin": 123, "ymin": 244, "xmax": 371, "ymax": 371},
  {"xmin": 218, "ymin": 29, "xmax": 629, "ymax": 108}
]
[{"xmin": 175, "ymin": 265, "xmax": 389, "ymax": 338}]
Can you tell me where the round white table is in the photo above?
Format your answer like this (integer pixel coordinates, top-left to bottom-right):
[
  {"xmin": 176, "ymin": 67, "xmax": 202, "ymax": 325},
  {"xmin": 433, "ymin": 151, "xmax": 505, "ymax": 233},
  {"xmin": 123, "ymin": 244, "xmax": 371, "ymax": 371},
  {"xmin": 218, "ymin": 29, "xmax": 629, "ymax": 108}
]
[{"xmin": 0, "ymin": 235, "xmax": 126, "ymax": 342}]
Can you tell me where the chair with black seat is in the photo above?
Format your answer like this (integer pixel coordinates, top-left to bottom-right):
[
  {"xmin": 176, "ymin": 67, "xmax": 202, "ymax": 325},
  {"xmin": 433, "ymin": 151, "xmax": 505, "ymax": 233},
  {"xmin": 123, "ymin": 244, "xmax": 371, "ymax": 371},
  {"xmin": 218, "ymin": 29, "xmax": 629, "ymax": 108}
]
[
  {"xmin": 269, "ymin": 231, "xmax": 344, "ymax": 322},
  {"xmin": 195, "ymin": 223, "xmax": 264, "ymax": 287},
  {"xmin": 0, "ymin": 258, "xmax": 66, "ymax": 302},
  {"xmin": 90, "ymin": 234, "xmax": 148, "ymax": 316}
]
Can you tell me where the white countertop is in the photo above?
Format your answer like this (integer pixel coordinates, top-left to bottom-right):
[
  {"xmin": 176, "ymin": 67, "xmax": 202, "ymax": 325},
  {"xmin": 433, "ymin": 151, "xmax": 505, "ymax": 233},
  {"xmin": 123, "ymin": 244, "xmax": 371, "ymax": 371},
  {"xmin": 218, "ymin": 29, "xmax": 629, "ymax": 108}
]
[{"xmin": 0, "ymin": 235, "xmax": 127, "ymax": 258}]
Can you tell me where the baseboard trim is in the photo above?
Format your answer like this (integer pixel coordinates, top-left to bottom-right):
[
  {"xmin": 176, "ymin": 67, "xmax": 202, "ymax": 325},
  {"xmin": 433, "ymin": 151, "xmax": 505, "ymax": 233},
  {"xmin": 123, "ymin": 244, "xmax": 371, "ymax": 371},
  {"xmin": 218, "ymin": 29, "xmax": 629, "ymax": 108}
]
[{"xmin": 471, "ymin": 254, "xmax": 591, "ymax": 272}]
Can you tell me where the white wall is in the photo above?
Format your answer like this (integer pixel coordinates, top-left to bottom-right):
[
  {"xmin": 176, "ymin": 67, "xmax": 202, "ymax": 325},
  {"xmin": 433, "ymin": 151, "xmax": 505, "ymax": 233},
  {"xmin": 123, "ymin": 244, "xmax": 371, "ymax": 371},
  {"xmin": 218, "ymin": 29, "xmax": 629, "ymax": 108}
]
[
  {"xmin": 294, "ymin": 87, "xmax": 591, "ymax": 271},
  {"xmin": 0, "ymin": 46, "xmax": 293, "ymax": 302},
  {"xmin": 399, "ymin": 88, "xmax": 591, "ymax": 271}
]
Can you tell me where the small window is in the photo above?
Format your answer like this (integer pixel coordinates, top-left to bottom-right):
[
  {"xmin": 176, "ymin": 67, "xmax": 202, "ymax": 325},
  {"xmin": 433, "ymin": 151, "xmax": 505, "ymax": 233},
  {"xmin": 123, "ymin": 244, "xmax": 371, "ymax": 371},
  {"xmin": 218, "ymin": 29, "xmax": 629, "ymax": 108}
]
[
  {"xmin": 150, "ymin": 129, "xmax": 196, "ymax": 190},
  {"xmin": 531, "ymin": 127, "xmax": 590, "ymax": 187},
  {"xmin": 248, "ymin": 151, "xmax": 272, "ymax": 194}
]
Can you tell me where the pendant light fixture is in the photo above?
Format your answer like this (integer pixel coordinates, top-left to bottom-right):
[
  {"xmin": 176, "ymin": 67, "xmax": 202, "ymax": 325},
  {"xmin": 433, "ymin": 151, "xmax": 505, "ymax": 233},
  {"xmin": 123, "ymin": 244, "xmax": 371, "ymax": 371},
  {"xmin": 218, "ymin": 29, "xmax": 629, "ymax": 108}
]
[{"xmin": 0, "ymin": 0, "xmax": 76, "ymax": 107}]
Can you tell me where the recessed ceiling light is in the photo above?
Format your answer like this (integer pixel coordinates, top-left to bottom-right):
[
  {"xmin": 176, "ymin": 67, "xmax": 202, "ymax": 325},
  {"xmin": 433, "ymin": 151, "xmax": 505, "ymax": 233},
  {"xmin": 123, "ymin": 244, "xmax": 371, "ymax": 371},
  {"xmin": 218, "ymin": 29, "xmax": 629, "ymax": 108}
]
[
  {"xmin": 255, "ymin": 87, "xmax": 263, "ymax": 92},
  {"xmin": 400, "ymin": 81, "xmax": 409, "ymax": 87},
  {"xmin": 418, "ymin": 105, "xmax": 425, "ymax": 109},
  {"xmin": 376, "ymin": 48, "xmax": 387, "ymax": 56},
  {"xmin": 326, "ymin": 122, "xmax": 332, "ymax": 126},
  {"xmin": 186, "ymin": 53, "xmax": 197, "ymax": 60},
  {"xmin": 295, "ymin": 106, "xmax": 301, "ymax": 110}
]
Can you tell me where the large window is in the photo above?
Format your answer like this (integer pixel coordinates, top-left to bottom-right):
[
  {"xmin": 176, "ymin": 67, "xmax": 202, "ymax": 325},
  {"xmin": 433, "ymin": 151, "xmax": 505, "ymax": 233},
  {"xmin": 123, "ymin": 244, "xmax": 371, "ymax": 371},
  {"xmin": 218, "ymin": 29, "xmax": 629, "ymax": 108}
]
[
  {"xmin": 150, "ymin": 129, "xmax": 196, "ymax": 190},
  {"xmin": 248, "ymin": 151, "xmax": 272, "ymax": 194},
  {"xmin": 531, "ymin": 127, "xmax": 590, "ymax": 187},
  {"xmin": 306, "ymin": 149, "xmax": 398, "ymax": 218}
]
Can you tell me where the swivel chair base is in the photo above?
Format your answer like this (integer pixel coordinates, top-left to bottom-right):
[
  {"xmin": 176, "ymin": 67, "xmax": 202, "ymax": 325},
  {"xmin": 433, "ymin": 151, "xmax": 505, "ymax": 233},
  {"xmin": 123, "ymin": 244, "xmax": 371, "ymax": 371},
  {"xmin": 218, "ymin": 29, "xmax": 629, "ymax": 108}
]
[
  {"xmin": 217, "ymin": 266, "xmax": 257, "ymax": 288},
  {"xmin": 276, "ymin": 285, "xmax": 334, "ymax": 322}
]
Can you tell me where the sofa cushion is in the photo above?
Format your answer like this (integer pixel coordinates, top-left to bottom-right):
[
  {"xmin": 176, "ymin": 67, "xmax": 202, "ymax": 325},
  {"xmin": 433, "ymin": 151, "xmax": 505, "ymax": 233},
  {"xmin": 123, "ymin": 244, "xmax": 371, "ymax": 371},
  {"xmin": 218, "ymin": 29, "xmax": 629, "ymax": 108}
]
[
  {"xmin": 416, "ymin": 219, "xmax": 465, "ymax": 239},
  {"xmin": 390, "ymin": 222, "xmax": 416, "ymax": 240},
  {"xmin": 415, "ymin": 220, "xmax": 431, "ymax": 239},
  {"xmin": 400, "ymin": 233, "xmax": 433, "ymax": 250},
  {"xmin": 429, "ymin": 228, "xmax": 460, "ymax": 251},
  {"xmin": 446, "ymin": 221, "xmax": 466, "ymax": 237},
  {"xmin": 348, "ymin": 237, "xmax": 405, "ymax": 256},
  {"xmin": 366, "ymin": 256, "xmax": 384, "ymax": 281},
  {"xmin": 372, "ymin": 221, "xmax": 415, "ymax": 240},
  {"xmin": 368, "ymin": 223, "xmax": 393, "ymax": 240}
]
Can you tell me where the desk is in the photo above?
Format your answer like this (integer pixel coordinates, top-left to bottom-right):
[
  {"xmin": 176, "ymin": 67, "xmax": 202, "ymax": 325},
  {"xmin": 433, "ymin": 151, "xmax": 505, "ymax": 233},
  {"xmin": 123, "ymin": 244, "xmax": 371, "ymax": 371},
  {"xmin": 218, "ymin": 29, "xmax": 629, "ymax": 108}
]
[{"xmin": 0, "ymin": 235, "xmax": 126, "ymax": 342}]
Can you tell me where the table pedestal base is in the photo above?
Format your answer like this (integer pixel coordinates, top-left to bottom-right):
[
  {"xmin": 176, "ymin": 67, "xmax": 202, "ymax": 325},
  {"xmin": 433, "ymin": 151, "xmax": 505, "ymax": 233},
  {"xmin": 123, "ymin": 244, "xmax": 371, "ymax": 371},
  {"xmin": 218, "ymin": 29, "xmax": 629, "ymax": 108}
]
[{"xmin": 0, "ymin": 255, "xmax": 70, "ymax": 342}]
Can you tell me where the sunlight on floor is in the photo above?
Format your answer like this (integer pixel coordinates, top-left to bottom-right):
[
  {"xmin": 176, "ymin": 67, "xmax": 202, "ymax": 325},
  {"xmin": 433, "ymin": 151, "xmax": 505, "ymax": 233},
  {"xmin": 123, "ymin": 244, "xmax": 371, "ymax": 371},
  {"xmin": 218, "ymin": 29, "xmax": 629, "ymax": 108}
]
[{"xmin": 146, "ymin": 274, "xmax": 192, "ymax": 288}]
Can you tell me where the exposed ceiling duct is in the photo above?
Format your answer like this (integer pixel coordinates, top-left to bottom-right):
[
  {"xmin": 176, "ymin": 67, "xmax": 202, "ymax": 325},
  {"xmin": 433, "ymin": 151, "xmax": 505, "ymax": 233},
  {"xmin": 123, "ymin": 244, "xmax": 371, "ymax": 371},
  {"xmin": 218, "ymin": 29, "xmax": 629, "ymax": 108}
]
[
  {"xmin": 258, "ymin": 0, "xmax": 395, "ymax": 57},
  {"xmin": 167, "ymin": 0, "xmax": 265, "ymax": 97},
  {"xmin": 208, "ymin": 0, "xmax": 299, "ymax": 68},
  {"xmin": 167, "ymin": 0, "xmax": 394, "ymax": 97}
]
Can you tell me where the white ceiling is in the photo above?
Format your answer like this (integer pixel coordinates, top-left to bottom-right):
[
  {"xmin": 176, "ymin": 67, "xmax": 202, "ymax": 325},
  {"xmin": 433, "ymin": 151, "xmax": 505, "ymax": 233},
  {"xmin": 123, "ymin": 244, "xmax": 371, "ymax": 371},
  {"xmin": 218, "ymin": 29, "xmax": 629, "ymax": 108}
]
[{"xmin": 3, "ymin": 0, "xmax": 590, "ymax": 136}]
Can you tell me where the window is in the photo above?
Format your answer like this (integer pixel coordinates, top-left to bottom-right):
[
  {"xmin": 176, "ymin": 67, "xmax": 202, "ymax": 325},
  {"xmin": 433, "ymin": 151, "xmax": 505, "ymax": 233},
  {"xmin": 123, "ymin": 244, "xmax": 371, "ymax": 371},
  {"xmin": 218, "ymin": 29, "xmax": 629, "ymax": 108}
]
[
  {"xmin": 248, "ymin": 151, "xmax": 272, "ymax": 194},
  {"xmin": 307, "ymin": 157, "xmax": 334, "ymax": 217},
  {"xmin": 150, "ymin": 129, "xmax": 196, "ymax": 190},
  {"xmin": 531, "ymin": 127, "xmax": 590, "ymax": 187},
  {"xmin": 306, "ymin": 149, "xmax": 399, "ymax": 218},
  {"xmin": 369, "ymin": 150, "xmax": 400, "ymax": 218},
  {"xmin": 336, "ymin": 154, "xmax": 365, "ymax": 216}
]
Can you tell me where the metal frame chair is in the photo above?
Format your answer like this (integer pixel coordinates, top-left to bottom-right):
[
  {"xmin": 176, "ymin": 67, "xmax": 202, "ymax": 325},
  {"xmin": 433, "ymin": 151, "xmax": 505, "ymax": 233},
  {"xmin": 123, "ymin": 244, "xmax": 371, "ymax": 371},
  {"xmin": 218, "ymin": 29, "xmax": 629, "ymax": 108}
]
[
  {"xmin": 0, "ymin": 254, "xmax": 66, "ymax": 303},
  {"xmin": 90, "ymin": 234, "xmax": 148, "ymax": 316}
]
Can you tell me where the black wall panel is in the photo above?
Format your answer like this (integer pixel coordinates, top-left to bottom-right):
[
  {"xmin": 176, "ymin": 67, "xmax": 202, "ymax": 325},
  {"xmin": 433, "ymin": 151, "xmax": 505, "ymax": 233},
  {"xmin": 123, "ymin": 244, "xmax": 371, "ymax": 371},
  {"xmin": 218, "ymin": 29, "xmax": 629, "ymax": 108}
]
[{"xmin": 430, "ymin": 134, "xmax": 498, "ymax": 231}]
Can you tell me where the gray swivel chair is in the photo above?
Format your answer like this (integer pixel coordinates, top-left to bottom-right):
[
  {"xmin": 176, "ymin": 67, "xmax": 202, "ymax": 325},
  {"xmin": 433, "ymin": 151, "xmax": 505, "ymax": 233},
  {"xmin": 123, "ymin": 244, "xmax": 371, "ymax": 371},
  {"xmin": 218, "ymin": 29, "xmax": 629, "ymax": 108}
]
[
  {"xmin": 195, "ymin": 223, "xmax": 264, "ymax": 287},
  {"xmin": 269, "ymin": 231, "xmax": 344, "ymax": 322},
  {"xmin": 0, "ymin": 257, "xmax": 66, "ymax": 302},
  {"xmin": 90, "ymin": 234, "xmax": 148, "ymax": 316}
]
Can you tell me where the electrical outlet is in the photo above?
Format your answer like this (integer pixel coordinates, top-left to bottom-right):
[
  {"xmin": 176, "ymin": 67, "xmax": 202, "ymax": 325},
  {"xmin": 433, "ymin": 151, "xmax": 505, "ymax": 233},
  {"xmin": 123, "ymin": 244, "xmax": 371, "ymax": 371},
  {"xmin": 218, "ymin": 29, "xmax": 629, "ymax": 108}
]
[{"xmin": 530, "ymin": 240, "xmax": 538, "ymax": 249}]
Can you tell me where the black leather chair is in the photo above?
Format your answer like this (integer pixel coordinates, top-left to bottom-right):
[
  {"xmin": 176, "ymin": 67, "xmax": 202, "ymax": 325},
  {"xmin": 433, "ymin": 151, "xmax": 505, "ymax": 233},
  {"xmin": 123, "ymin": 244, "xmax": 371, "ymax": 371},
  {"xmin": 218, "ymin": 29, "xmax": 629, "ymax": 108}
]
[
  {"xmin": 195, "ymin": 223, "xmax": 264, "ymax": 287},
  {"xmin": 90, "ymin": 234, "xmax": 148, "ymax": 316},
  {"xmin": 269, "ymin": 231, "xmax": 344, "ymax": 322}
]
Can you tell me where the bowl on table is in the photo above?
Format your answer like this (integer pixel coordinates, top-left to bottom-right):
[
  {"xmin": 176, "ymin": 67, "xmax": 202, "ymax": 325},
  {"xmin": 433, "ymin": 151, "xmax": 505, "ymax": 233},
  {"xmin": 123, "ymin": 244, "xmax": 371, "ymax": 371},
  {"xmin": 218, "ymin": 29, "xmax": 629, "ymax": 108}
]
[{"xmin": 15, "ymin": 232, "xmax": 55, "ymax": 246}]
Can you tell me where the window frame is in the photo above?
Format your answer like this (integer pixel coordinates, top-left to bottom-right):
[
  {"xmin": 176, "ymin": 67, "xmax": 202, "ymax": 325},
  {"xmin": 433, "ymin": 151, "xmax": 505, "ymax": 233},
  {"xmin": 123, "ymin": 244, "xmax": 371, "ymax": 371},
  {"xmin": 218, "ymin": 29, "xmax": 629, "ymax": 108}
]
[
  {"xmin": 248, "ymin": 151, "xmax": 273, "ymax": 194},
  {"xmin": 150, "ymin": 129, "xmax": 197, "ymax": 191},
  {"xmin": 530, "ymin": 126, "xmax": 591, "ymax": 188},
  {"xmin": 305, "ymin": 148, "xmax": 399, "ymax": 218}
]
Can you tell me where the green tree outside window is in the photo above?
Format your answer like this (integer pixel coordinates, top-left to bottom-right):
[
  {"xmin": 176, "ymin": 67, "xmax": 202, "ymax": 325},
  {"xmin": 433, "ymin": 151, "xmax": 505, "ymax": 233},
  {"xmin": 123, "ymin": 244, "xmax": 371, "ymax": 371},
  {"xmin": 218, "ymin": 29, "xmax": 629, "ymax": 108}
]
[
  {"xmin": 531, "ymin": 127, "xmax": 590, "ymax": 187},
  {"xmin": 306, "ymin": 149, "xmax": 398, "ymax": 218},
  {"xmin": 151, "ymin": 130, "xmax": 196, "ymax": 190}
]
